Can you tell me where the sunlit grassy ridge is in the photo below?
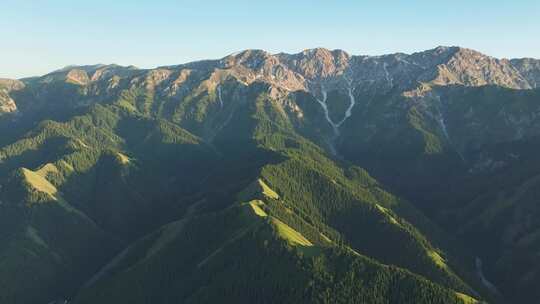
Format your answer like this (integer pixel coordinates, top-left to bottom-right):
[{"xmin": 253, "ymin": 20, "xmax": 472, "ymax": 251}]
[
  {"xmin": 248, "ymin": 200, "xmax": 268, "ymax": 217},
  {"xmin": 258, "ymin": 178, "xmax": 279, "ymax": 199},
  {"xmin": 270, "ymin": 217, "xmax": 313, "ymax": 247},
  {"xmin": 36, "ymin": 163, "xmax": 59, "ymax": 178},
  {"xmin": 376, "ymin": 203, "xmax": 402, "ymax": 226},
  {"xmin": 21, "ymin": 168, "xmax": 58, "ymax": 198},
  {"xmin": 428, "ymin": 250, "xmax": 448, "ymax": 270},
  {"xmin": 115, "ymin": 152, "xmax": 130, "ymax": 165},
  {"xmin": 455, "ymin": 292, "xmax": 479, "ymax": 304},
  {"xmin": 238, "ymin": 178, "xmax": 280, "ymax": 201}
]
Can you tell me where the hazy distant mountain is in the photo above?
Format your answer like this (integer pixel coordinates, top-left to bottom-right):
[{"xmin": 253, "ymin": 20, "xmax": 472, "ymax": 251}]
[{"xmin": 1, "ymin": 46, "xmax": 539, "ymax": 304}]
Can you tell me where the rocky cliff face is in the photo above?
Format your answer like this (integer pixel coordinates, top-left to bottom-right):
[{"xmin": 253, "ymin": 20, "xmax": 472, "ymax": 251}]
[
  {"xmin": 425, "ymin": 48, "xmax": 529, "ymax": 88},
  {"xmin": 0, "ymin": 91, "xmax": 17, "ymax": 114},
  {"xmin": 511, "ymin": 58, "xmax": 540, "ymax": 88},
  {"xmin": 0, "ymin": 79, "xmax": 24, "ymax": 114}
]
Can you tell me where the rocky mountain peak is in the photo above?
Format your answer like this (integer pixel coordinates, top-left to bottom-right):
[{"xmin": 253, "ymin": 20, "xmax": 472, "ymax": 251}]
[
  {"xmin": 221, "ymin": 49, "xmax": 271, "ymax": 69},
  {"xmin": 6, "ymin": 46, "xmax": 539, "ymax": 120},
  {"xmin": 278, "ymin": 48, "xmax": 351, "ymax": 81},
  {"xmin": 425, "ymin": 46, "xmax": 531, "ymax": 89},
  {"xmin": 0, "ymin": 78, "xmax": 25, "ymax": 91},
  {"xmin": 90, "ymin": 64, "xmax": 139, "ymax": 82},
  {"xmin": 65, "ymin": 69, "xmax": 90, "ymax": 85},
  {"xmin": 38, "ymin": 64, "xmax": 138, "ymax": 86}
]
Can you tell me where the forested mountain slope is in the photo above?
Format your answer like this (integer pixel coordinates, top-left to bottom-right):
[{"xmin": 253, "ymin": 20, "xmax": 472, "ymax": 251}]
[{"xmin": 1, "ymin": 46, "xmax": 539, "ymax": 303}]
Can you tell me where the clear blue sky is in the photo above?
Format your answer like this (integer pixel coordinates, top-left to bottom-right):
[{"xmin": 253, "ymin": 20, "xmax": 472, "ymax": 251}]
[{"xmin": 1, "ymin": 0, "xmax": 539, "ymax": 79}]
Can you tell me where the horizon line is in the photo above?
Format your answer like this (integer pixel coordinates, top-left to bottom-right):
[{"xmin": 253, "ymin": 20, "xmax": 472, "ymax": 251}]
[{"xmin": 4, "ymin": 45, "xmax": 539, "ymax": 80}]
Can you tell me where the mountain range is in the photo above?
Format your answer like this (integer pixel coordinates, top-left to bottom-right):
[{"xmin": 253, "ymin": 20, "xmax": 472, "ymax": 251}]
[{"xmin": 1, "ymin": 46, "xmax": 540, "ymax": 304}]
